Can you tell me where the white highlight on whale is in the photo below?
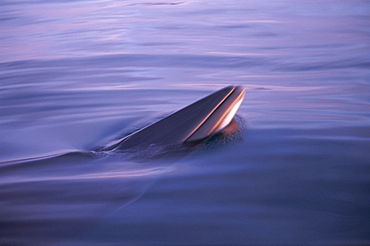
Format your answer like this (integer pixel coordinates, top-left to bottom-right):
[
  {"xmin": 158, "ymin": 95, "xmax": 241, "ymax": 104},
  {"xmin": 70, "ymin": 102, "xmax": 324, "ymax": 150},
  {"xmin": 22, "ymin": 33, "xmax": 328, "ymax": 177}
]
[{"xmin": 215, "ymin": 97, "xmax": 244, "ymax": 133}]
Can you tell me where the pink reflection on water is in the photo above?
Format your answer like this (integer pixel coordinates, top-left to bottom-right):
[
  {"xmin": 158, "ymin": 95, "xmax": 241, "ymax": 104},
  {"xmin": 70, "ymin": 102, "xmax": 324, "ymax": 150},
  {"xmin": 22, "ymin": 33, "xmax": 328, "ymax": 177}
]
[{"xmin": 1, "ymin": 0, "xmax": 367, "ymax": 63}]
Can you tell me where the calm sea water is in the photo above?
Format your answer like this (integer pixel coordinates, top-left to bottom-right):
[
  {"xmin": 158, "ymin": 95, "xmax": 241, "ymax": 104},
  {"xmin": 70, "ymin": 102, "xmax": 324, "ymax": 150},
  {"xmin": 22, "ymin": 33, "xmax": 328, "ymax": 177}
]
[{"xmin": 1, "ymin": 0, "xmax": 369, "ymax": 245}]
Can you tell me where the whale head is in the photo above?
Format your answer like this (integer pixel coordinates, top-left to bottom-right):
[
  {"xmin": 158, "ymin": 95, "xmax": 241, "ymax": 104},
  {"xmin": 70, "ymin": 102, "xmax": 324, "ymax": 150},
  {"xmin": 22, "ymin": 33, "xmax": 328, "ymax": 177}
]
[{"xmin": 109, "ymin": 85, "xmax": 245, "ymax": 151}]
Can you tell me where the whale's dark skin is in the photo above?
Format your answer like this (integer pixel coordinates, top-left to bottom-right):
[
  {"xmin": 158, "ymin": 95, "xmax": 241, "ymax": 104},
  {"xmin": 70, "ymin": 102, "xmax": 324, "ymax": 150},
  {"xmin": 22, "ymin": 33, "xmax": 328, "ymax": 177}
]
[{"xmin": 106, "ymin": 85, "xmax": 245, "ymax": 151}]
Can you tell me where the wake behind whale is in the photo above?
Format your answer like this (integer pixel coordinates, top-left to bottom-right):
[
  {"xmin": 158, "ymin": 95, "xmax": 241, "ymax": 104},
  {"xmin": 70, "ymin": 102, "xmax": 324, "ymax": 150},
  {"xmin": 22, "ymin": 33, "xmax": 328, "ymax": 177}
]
[{"xmin": 1, "ymin": 85, "xmax": 245, "ymax": 165}]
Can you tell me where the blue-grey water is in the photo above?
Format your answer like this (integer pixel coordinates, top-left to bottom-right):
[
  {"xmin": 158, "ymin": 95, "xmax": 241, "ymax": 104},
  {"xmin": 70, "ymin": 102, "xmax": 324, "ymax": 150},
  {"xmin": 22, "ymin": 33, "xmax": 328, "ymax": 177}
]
[{"xmin": 1, "ymin": 0, "xmax": 370, "ymax": 245}]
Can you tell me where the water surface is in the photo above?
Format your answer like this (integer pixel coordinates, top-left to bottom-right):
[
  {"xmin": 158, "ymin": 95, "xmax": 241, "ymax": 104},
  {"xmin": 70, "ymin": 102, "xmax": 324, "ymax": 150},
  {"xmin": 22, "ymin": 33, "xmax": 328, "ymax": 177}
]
[{"xmin": 1, "ymin": 0, "xmax": 369, "ymax": 245}]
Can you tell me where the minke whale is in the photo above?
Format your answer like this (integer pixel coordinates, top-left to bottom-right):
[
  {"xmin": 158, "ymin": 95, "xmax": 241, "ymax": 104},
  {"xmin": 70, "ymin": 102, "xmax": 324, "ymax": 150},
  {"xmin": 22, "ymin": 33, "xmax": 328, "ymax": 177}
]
[{"xmin": 106, "ymin": 85, "xmax": 245, "ymax": 151}]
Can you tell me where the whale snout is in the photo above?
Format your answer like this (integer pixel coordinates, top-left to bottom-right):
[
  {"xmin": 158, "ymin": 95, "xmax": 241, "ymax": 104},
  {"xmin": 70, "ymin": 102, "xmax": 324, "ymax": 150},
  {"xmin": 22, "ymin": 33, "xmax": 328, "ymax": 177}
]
[
  {"xmin": 110, "ymin": 85, "xmax": 245, "ymax": 151},
  {"xmin": 185, "ymin": 86, "xmax": 245, "ymax": 142}
]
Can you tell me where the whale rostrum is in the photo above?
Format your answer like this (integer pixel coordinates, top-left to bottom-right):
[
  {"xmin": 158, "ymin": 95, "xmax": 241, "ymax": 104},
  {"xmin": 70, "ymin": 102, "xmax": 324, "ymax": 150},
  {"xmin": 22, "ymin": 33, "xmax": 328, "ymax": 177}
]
[{"xmin": 109, "ymin": 85, "xmax": 245, "ymax": 150}]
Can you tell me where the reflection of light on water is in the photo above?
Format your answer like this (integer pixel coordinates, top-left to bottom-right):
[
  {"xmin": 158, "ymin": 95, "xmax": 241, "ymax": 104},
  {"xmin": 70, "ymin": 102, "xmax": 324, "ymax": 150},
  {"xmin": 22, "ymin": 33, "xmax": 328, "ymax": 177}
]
[
  {"xmin": 75, "ymin": 167, "xmax": 174, "ymax": 179},
  {"xmin": 3, "ymin": 166, "xmax": 175, "ymax": 185},
  {"xmin": 246, "ymin": 85, "xmax": 331, "ymax": 92},
  {"xmin": 208, "ymin": 51, "xmax": 274, "ymax": 56}
]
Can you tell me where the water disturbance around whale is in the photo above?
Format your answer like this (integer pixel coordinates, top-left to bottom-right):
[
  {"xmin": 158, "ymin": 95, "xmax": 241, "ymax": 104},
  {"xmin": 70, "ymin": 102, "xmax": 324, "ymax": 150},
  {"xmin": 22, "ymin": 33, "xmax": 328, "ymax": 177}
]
[{"xmin": 106, "ymin": 85, "xmax": 245, "ymax": 151}]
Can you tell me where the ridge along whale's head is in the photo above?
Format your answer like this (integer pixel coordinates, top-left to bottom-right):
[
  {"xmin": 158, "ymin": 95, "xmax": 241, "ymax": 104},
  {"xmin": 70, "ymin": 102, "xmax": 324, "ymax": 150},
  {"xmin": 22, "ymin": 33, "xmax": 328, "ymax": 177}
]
[{"xmin": 108, "ymin": 85, "xmax": 245, "ymax": 151}]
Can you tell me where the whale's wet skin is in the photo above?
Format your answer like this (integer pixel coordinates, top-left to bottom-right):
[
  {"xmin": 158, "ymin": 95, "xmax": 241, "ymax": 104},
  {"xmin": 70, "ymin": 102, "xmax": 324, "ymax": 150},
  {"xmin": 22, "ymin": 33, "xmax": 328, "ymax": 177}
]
[
  {"xmin": 1, "ymin": 0, "xmax": 370, "ymax": 245},
  {"xmin": 104, "ymin": 86, "xmax": 245, "ymax": 152}
]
